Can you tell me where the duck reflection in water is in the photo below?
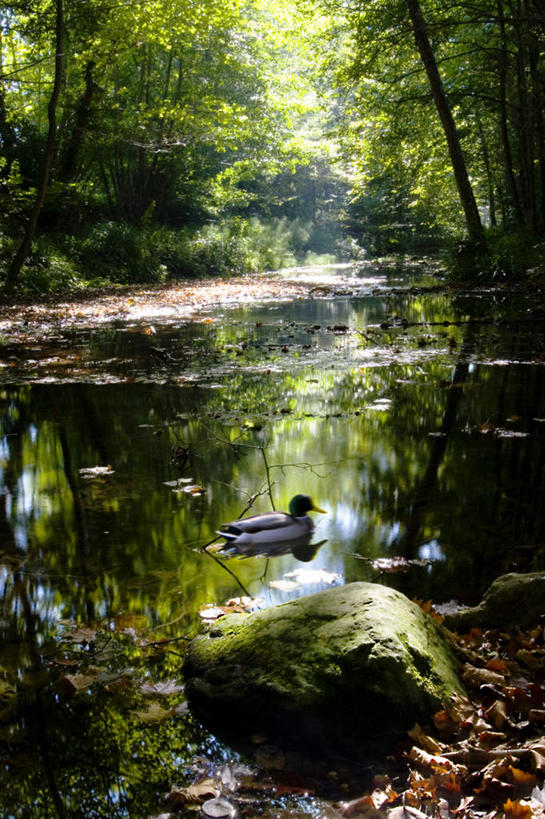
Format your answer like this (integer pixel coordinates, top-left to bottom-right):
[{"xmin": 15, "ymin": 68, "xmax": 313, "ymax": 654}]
[{"xmin": 217, "ymin": 494, "xmax": 327, "ymax": 562}]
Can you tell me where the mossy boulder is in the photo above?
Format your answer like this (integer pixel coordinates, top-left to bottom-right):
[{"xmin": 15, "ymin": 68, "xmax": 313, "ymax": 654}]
[
  {"xmin": 183, "ymin": 582, "xmax": 465, "ymax": 751},
  {"xmin": 444, "ymin": 572, "xmax": 545, "ymax": 632}
]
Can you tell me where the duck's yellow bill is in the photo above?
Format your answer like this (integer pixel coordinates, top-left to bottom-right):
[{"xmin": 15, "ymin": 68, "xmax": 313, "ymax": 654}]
[{"xmin": 311, "ymin": 503, "xmax": 327, "ymax": 514}]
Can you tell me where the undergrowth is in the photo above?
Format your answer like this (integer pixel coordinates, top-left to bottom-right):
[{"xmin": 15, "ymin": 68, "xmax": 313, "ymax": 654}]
[
  {"xmin": 0, "ymin": 216, "xmax": 348, "ymax": 294},
  {"xmin": 445, "ymin": 228, "xmax": 545, "ymax": 284}
]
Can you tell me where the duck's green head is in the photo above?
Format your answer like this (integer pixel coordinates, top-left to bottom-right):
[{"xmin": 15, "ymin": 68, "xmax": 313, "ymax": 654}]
[{"xmin": 288, "ymin": 494, "xmax": 327, "ymax": 516}]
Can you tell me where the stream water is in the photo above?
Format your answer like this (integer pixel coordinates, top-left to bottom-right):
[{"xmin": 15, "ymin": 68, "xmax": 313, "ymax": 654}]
[{"xmin": 1, "ymin": 260, "xmax": 545, "ymax": 817}]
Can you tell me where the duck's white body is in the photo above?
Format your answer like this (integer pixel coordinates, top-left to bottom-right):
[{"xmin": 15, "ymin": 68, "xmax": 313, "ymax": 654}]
[
  {"xmin": 218, "ymin": 495, "xmax": 326, "ymax": 548},
  {"xmin": 219, "ymin": 511, "xmax": 314, "ymax": 547}
]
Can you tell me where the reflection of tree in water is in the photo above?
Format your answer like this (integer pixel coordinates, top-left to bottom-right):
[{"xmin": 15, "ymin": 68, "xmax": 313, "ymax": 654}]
[
  {"xmin": 396, "ymin": 324, "xmax": 476, "ymax": 553},
  {"xmin": 389, "ymin": 320, "xmax": 545, "ymax": 600}
]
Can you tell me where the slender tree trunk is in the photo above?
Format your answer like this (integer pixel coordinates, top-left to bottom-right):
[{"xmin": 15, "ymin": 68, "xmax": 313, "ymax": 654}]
[
  {"xmin": 406, "ymin": 0, "xmax": 486, "ymax": 246},
  {"xmin": 477, "ymin": 118, "xmax": 497, "ymax": 227},
  {"xmin": 5, "ymin": 0, "xmax": 64, "ymax": 289},
  {"xmin": 0, "ymin": 28, "xmax": 17, "ymax": 178},
  {"xmin": 528, "ymin": 7, "xmax": 545, "ymax": 231},
  {"xmin": 59, "ymin": 60, "xmax": 95, "ymax": 182},
  {"xmin": 510, "ymin": 0, "xmax": 536, "ymax": 228},
  {"xmin": 497, "ymin": 0, "xmax": 523, "ymax": 224}
]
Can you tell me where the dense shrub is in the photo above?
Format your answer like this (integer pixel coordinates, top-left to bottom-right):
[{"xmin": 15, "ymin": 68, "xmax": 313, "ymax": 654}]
[
  {"xmin": 445, "ymin": 228, "xmax": 545, "ymax": 282},
  {"xmin": 1, "ymin": 216, "xmax": 332, "ymax": 293}
]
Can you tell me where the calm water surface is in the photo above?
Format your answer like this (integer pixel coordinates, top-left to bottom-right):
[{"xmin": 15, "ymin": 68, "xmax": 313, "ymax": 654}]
[{"xmin": 1, "ymin": 262, "xmax": 545, "ymax": 816}]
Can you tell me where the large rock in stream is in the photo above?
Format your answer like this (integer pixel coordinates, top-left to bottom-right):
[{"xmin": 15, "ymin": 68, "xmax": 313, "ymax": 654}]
[{"xmin": 183, "ymin": 582, "xmax": 465, "ymax": 753}]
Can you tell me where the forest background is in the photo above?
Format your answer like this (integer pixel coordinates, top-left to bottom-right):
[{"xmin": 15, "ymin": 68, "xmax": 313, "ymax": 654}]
[{"xmin": 0, "ymin": 0, "xmax": 544, "ymax": 293}]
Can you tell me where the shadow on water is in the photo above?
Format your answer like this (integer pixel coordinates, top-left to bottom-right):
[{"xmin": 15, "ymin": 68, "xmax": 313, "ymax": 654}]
[{"xmin": 1, "ymin": 262, "xmax": 545, "ymax": 815}]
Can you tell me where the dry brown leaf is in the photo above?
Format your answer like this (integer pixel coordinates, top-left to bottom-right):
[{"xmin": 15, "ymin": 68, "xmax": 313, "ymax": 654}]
[
  {"xmin": 509, "ymin": 766, "xmax": 537, "ymax": 786},
  {"xmin": 387, "ymin": 807, "xmax": 429, "ymax": 819},
  {"xmin": 503, "ymin": 798, "xmax": 534, "ymax": 818},
  {"xmin": 485, "ymin": 699, "xmax": 509, "ymax": 729},
  {"xmin": 477, "ymin": 730, "xmax": 508, "ymax": 748},
  {"xmin": 64, "ymin": 626, "xmax": 97, "ymax": 644},
  {"xmin": 62, "ymin": 673, "xmax": 97, "ymax": 693},
  {"xmin": 408, "ymin": 746, "xmax": 467, "ymax": 778},
  {"xmin": 486, "ymin": 658, "xmax": 510, "ymax": 674},
  {"xmin": 461, "ymin": 663, "xmax": 506, "ymax": 687},
  {"xmin": 408, "ymin": 723, "xmax": 444, "ymax": 754},
  {"xmin": 165, "ymin": 779, "xmax": 220, "ymax": 808}
]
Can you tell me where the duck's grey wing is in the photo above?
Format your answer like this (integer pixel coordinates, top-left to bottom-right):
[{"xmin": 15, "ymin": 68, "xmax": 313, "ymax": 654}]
[{"xmin": 219, "ymin": 511, "xmax": 292, "ymax": 535}]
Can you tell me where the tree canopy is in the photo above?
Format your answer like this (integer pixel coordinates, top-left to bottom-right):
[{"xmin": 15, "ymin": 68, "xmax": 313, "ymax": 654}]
[{"xmin": 1, "ymin": 0, "xmax": 544, "ymax": 287}]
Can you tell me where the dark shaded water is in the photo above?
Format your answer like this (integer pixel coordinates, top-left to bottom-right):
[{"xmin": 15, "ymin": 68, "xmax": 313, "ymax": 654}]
[{"xmin": 1, "ymin": 262, "xmax": 545, "ymax": 816}]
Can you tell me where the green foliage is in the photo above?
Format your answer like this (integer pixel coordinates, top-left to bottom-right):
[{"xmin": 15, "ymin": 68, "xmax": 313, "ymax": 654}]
[
  {"xmin": 78, "ymin": 222, "xmax": 166, "ymax": 284},
  {"xmin": 0, "ymin": 215, "xmax": 328, "ymax": 292},
  {"xmin": 446, "ymin": 229, "xmax": 545, "ymax": 283}
]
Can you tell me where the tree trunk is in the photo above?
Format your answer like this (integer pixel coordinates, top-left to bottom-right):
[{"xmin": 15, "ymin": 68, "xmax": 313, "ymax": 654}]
[
  {"xmin": 0, "ymin": 28, "xmax": 17, "ymax": 178},
  {"xmin": 5, "ymin": 0, "xmax": 64, "ymax": 289},
  {"xmin": 59, "ymin": 60, "xmax": 96, "ymax": 183},
  {"xmin": 497, "ymin": 0, "xmax": 523, "ymax": 224},
  {"xmin": 477, "ymin": 118, "xmax": 497, "ymax": 227},
  {"xmin": 406, "ymin": 0, "xmax": 486, "ymax": 246}
]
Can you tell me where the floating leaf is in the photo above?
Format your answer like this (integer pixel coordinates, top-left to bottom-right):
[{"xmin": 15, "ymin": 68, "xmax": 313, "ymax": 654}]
[
  {"xmin": 134, "ymin": 701, "xmax": 176, "ymax": 722},
  {"xmin": 223, "ymin": 596, "xmax": 263, "ymax": 613},
  {"xmin": 140, "ymin": 680, "xmax": 183, "ymax": 696},
  {"xmin": 64, "ymin": 626, "xmax": 97, "ymax": 644},
  {"xmin": 165, "ymin": 779, "xmax": 220, "ymax": 808},
  {"xmin": 371, "ymin": 557, "xmax": 430, "ymax": 573},
  {"xmin": 62, "ymin": 673, "xmax": 98, "ymax": 693},
  {"xmin": 202, "ymin": 796, "xmax": 236, "ymax": 818},
  {"xmin": 199, "ymin": 606, "xmax": 227, "ymax": 622},
  {"xmin": 79, "ymin": 466, "xmax": 115, "ymax": 478}
]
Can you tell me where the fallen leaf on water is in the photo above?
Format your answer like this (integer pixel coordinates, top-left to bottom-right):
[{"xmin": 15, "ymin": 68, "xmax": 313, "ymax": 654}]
[
  {"xmin": 62, "ymin": 673, "xmax": 98, "ymax": 693},
  {"xmin": 134, "ymin": 701, "xmax": 176, "ymax": 722},
  {"xmin": 199, "ymin": 606, "xmax": 226, "ymax": 622},
  {"xmin": 202, "ymin": 796, "xmax": 236, "ymax": 818},
  {"xmin": 63, "ymin": 626, "xmax": 97, "ymax": 644},
  {"xmin": 165, "ymin": 779, "xmax": 220, "ymax": 808},
  {"xmin": 140, "ymin": 679, "xmax": 183, "ymax": 696},
  {"xmin": 369, "ymin": 557, "xmax": 430, "ymax": 573},
  {"xmin": 223, "ymin": 596, "xmax": 263, "ymax": 613},
  {"xmin": 79, "ymin": 465, "xmax": 115, "ymax": 478}
]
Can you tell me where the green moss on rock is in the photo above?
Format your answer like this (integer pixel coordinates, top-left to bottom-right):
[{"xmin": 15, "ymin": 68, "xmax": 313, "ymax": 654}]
[
  {"xmin": 444, "ymin": 572, "xmax": 545, "ymax": 632},
  {"xmin": 183, "ymin": 582, "xmax": 465, "ymax": 750}
]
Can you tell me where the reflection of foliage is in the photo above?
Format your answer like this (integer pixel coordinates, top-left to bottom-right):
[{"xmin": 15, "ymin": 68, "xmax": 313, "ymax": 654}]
[{"xmin": 0, "ymin": 622, "xmax": 215, "ymax": 817}]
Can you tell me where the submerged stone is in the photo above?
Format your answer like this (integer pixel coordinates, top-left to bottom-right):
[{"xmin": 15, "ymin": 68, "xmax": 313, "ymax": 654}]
[{"xmin": 183, "ymin": 582, "xmax": 465, "ymax": 752}]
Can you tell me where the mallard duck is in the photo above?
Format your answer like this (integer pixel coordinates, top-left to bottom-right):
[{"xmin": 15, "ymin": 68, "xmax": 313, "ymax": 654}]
[{"xmin": 218, "ymin": 494, "xmax": 327, "ymax": 547}]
